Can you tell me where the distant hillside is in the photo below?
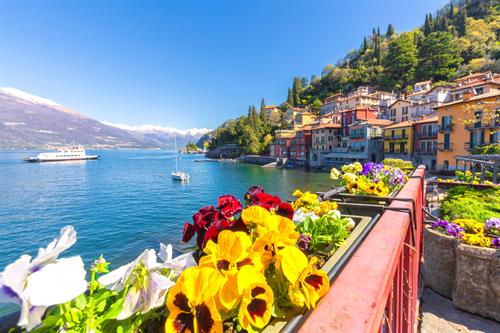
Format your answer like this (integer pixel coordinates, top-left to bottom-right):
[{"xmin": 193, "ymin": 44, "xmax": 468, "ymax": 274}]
[{"xmin": 0, "ymin": 88, "xmax": 209, "ymax": 149}]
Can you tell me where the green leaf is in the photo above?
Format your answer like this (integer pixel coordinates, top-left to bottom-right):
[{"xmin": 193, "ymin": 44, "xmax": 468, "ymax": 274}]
[{"xmin": 74, "ymin": 294, "xmax": 88, "ymax": 310}]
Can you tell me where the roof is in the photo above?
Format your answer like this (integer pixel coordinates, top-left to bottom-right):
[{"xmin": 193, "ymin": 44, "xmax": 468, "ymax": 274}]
[
  {"xmin": 288, "ymin": 106, "xmax": 308, "ymax": 112},
  {"xmin": 438, "ymin": 91, "xmax": 500, "ymax": 108},
  {"xmin": 414, "ymin": 116, "xmax": 438, "ymax": 124},
  {"xmin": 449, "ymin": 80, "xmax": 500, "ymax": 91},
  {"xmin": 265, "ymin": 105, "xmax": 278, "ymax": 109},
  {"xmin": 384, "ymin": 121, "xmax": 414, "ymax": 129},
  {"xmin": 313, "ymin": 123, "xmax": 341, "ymax": 130},
  {"xmin": 388, "ymin": 99, "xmax": 413, "ymax": 108},
  {"xmin": 339, "ymin": 106, "xmax": 378, "ymax": 113},
  {"xmin": 454, "ymin": 72, "xmax": 491, "ymax": 82},
  {"xmin": 365, "ymin": 119, "xmax": 394, "ymax": 126},
  {"xmin": 414, "ymin": 80, "xmax": 432, "ymax": 85}
]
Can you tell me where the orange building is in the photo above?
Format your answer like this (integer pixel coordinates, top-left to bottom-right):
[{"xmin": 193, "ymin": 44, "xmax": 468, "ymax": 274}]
[{"xmin": 436, "ymin": 91, "xmax": 500, "ymax": 170}]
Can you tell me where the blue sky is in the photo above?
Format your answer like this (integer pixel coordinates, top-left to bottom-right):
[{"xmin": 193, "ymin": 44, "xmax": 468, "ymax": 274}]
[{"xmin": 0, "ymin": 0, "xmax": 447, "ymax": 129}]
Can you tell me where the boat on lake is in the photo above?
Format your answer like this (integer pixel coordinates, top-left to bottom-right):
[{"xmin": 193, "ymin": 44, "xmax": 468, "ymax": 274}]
[
  {"xmin": 171, "ymin": 138, "xmax": 190, "ymax": 181},
  {"xmin": 24, "ymin": 147, "xmax": 99, "ymax": 162}
]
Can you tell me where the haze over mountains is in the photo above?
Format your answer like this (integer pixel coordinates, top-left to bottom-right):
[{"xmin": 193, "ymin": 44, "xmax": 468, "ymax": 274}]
[{"xmin": 0, "ymin": 88, "xmax": 210, "ymax": 149}]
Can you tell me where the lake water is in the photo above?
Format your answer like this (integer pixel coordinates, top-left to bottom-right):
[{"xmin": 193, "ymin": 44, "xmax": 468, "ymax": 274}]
[{"xmin": 0, "ymin": 150, "xmax": 331, "ymax": 315}]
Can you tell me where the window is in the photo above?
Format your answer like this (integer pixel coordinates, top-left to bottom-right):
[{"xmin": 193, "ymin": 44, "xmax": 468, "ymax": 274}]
[
  {"xmin": 399, "ymin": 142, "xmax": 405, "ymax": 153},
  {"xmin": 402, "ymin": 106, "xmax": 408, "ymax": 115},
  {"xmin": 475, "ymin": 87, "xmax": 484, "ymax": 95},
  {"xmin": 389, "ymin": 142, "xmax": 395, "ymax": 153},
  {"xmin": 444, "ymin": 133, "xmax": 450, "ymax": 149},
  {"xmin": 474, "ymin": 111, "xmax": 482, "ymax": 128},
  {"xmin": 402, "ymin": 129, "xmax": 406, "ymax": 138}
]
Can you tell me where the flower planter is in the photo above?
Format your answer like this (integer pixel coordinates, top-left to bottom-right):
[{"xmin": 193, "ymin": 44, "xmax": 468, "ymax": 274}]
[
  {"xmin": 422, "ymin": 226, "xmax": 457, "ymax": 298},
  {"xmin": 261, "ymin": 214, "xmax": 375, "ymax": 333},
  {"xmin": 452, "ymin": 243, "xmax": 500, "ymax": 321}
]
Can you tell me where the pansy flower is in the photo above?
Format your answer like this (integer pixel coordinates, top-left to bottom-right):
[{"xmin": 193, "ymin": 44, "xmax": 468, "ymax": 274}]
[
  {"xmin": 166, "ymin": 266, "xmax": 224, "ymax": 333},
  {"xmin": 216, "ymin": 195, "xmax": 242, "ymax": 219},
  {"xmin": 277, "ymin": 246, "xmax": 329, "ymax": 309}
]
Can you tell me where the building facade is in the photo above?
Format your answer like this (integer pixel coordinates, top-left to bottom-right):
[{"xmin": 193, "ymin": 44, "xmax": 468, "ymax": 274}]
[
  {"xmin": 413, "ymin": 117, "xmax": 438, "ymax": 170},
  {"xmin": 436, "ymin": 91, "xmax": 500, "ymax": 170},
  {"xmin": 383, "ymin": 121, "xmax": 414, "ymax": 161},
  {"xmin": 388, "ymin": 100, "xmax": 412, "ymax": 123}
]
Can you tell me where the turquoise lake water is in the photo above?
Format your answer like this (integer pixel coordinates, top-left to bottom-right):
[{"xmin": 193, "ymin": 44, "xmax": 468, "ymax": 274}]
[{"xmin": 0, "ymin": 150, "xmax": 331, "ymax": 310}]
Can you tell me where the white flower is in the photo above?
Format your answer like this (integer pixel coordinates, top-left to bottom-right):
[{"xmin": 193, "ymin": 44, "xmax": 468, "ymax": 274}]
[
  {"xmin": 98, "ymin": 244, "xmax": 195, "ymax": 320},
  {"xmin": 293, "ymin": 208, "xmax": 319, "ymax": 224},
  {"xmin": 345, "ymin": 218, "xmax": 356, "ymax": 231},
  {"xmin": 0, "ymin": 226, "xmax": 87, "ymax": 331}
]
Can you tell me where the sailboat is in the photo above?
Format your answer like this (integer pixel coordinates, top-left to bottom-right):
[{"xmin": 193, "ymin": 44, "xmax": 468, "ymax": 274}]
[{"xmin": 171, "ymin": 137, "xmax": 190, "ymax": 181}]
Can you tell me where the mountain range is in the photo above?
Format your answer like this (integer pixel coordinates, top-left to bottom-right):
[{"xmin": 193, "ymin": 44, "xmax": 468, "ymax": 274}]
[{"xmin": 0, "ymin": 88, "xmax": 210, "ymax": 149}]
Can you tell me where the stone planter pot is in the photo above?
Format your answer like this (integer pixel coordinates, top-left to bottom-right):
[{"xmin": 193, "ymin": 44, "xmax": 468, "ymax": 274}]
[
  {"xmin": 422, "ymin": 226, "xmax": 457, "ymax": 298},
  {"xmin": 452, "ymin": 243, "xmax": 500, "ymax": 322}
]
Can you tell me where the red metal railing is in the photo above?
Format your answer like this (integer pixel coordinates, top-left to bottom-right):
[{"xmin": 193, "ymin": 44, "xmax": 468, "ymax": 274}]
[{"xmin": 299, "ymin": 166, "xmax": 425, "ymax": 333}]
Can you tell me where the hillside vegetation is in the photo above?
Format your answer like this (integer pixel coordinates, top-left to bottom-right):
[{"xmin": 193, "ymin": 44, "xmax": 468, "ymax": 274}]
[{"xmin": 210, "ymin": 0, "xmax": 500, "ymax": 154}]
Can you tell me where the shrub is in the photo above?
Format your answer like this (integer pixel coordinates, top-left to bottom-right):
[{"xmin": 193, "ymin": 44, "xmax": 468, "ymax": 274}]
[{"xmin": 440, "ymin": 186, "xmax": 500, "ymax": 222}]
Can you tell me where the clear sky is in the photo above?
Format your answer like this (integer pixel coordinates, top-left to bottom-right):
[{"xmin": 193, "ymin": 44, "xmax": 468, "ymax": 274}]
[{"xmin": 0, "ymin": 0, "xmax": 447, "ymax": 130}]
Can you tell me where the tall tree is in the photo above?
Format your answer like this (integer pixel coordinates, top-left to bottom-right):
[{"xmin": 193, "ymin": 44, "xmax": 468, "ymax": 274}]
[
  {"xmin": 259, "ymin": 97, "xmax": 268, "ymax": 126},
  {"xmin": 382, "ymin": 32, "xmax": 418, "ymax": 90},
  {"xmin": 286, "ymin": 87, "xmax": 294, "ymax": 106},
  {"xmin": 455, "ymin": 7, "xmax": 467, "ymax": 36},
  {"xmin": 292, "ymin": 77, "xmax": 303, "ymax": 106},
  {"xmin": 386, "ymin": 24, "xmax": 395, "ymax": 38},
  {"xmin": 363, "ymin": 36, "xmax": 368, "ymax": 51},
  {"xmin": 448, "ymin": 3, "xmax": 455, "ymax": 20},
  {"xmin": 417, "ymin": 31, "xmax": 462, "ymax": 81},
  {"xmin": 424, "ymin": 14, "xmax": 433, "ymax": 35}
]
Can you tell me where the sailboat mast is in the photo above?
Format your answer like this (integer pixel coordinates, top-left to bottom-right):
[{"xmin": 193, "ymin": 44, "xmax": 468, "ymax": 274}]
[{"xmin": 175, "ymin": 137, "xmax": 178, "ymax": 172}]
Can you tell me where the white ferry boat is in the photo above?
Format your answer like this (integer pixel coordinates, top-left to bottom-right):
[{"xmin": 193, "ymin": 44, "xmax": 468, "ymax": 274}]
[{"xmin": 24, "ymin": 147, "xmax": 99, "ymax": 162}]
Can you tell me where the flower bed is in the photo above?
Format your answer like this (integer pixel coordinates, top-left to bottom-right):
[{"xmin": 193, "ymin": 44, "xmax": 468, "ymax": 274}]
[
  {"xmin": 0, "ymin": 186, "xmax": 374, "ymax": 333},
  {"xmin": 423, "ymin": 185, "xmax": 500, "ymax": 321},
  {"xmin": 436, "ymin": 170, "xmax": 498, "ymax": 186}
]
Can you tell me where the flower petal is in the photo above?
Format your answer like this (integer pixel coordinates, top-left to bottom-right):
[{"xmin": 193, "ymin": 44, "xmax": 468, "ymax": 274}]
[
  {"xmin": 25, "ymin": 256, "xmax": 87, "ymax": 306},
  {"xmin": 277, "ymin": 246, "xmax": 308, "ymax": 285},
  {"xmin": 32, "ymin": 226, "xmax": 77, "ymax": 266},
  {"xmin": 158, "ymin": 243, "xmax": 173, "ymax": 263}
]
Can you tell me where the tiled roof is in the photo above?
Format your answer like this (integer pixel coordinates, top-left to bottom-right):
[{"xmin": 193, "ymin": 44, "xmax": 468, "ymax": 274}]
[
  {"xmin": 313, "ymin": 123, "xmax": 341, "ymax": 129},
  {"xmin": 414, "ymin": 116, "xmax": 438, "ymax": 124},
  {"xmin": 384, "ymin": 121, "xmax": 414, "ymax": 129},
  {"xmin": 414, "ymin": 80, "xmax": 432, "ymax": 85},
  {"xmin": 438, "ymin": 91, "xmax": 500, "ymax": 108},
  {"xmin": 388, "ymin": 99, "xmax": 413, "ymax": 108}
]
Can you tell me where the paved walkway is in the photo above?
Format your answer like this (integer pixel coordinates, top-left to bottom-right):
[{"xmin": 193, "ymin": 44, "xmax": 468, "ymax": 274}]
[{"xmin": 420, "ymin": 287, "xmax": 500, "ymax": 333}]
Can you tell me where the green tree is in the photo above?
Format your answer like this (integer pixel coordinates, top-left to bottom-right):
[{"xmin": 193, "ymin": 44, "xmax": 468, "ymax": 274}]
[
  {"xmin": 417, "ymin": 31, "xmax": 462, "ymax": 81},
  {"xmin": 382, "ymin": 32, "xmax": 418, "ymax": 91},
  {"xmin": 386, "ymin": 24, "xmax": 395, "ymax": 38},
  {"xmin": 455, "ymin": 7, "xmax": 467, "ymax": 36},
  {"xmin": 424, "ymin": 13, "xmax": 434, "ymax": 35},
  {"xmin": 259, "ymin": 97, "xmax": 268, "ymax": 127},
  {"xmin": 287, "ymin": 87, "xmax": 294, "ymax": 106},
  {"xmin": 448, "ymin": 3, "xmax": 455, "ymax": 20}
]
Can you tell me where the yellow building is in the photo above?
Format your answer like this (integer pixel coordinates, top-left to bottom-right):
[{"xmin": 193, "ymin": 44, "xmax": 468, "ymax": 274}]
[
  {"xmin": 383, "ymin": 121, "xmax": 414, "ymax": 161},
  {"xmin": 436, "ymin": 91, "xmax": 500, "ymax": 170}
]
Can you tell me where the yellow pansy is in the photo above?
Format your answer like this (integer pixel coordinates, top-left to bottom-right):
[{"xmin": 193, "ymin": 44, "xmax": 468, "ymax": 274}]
[
  {"xmin": 166, "ymin": 266, "xmax": 224, "ymax": 333},
  {"xmin": 236, "ymin": 266, "xmax": 274, "ymax": 332},
  {"xmin": 454, "ymin": 219, "xmax": 483, "ymax": 234},
  {"xmin": 241, "ymin": 206, "xmax": 271, "ymax": 227},
  {"xmin": 462, "ymin": 233, "xmax": 490, "ymax": 247},
  {"xmin": 330, "ymin": 168, "xmax": 341, "ymax": 180},
  {"xmin": 353, "ymin": 162, "xmax": 363, "ymax": 173},
  {"xmin": 277, "ymin": 246, "xmax": 329, "ymax": 309},
  {"xmin": 200, "ymin": 230, "xmax": 263, "ymax": 310},
  {"xmin": 342, "ymin": 172, "xmax": 357, "ymax": 184},
  {"xmin": 293, "ymin": 189, "xmax": 303, "ymax": 197}
]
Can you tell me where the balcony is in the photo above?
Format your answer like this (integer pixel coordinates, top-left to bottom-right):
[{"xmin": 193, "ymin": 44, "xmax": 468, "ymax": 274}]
[
  {"xmin": 331, "ymin": 147, "xmax": 349, "ymax": 153},
  {"xmin": 414, "ymin": 148, "xmax": 437, "ymax": 155},
  {"xmin": 464, "ymin": 142, "xmax": 484, "ymax": 151},
  {"xmin": 349, "ymin": 146, "xmax": 365, "ymax": 153},
  {"xmin": 465, "ymin": 121, "xmax": 498, "ymax": 130},
  {"xmin": 349, "ymin": 133, "xmax": 365, "ymax": 139},
  {"xmin": 439, "ymin": 124, "xmax": 453, "ymax": 133},
  {"xmin": 416, "ymin": 131, "xmax": 437, "ymax": 139},
  {"xmin": 436, "ymin": 142, "xmax": 453, "ymax": 151},
  {"xmin": 386, "ymin": 134, "xmax": 408, "ymax": 140}
]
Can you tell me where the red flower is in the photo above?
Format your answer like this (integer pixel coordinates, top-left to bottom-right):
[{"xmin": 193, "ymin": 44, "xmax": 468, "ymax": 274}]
[
  {"xmin": 276, "ymin": 202, "xmax": 294, "ymax": 220},
  {"xmin": 253, "ymin": 192, "xmax": 282, "ymax": 210},
  {"xmin": 245, "ymin": 186, "xmax": 265, "ymax": 205},
  {"xmin": 182, "ymin": 223, "xmax": 195, "ymax": 242},
  {"xmin": 217, "ymin": 195, "xmax": 242, "ymax": 218}
]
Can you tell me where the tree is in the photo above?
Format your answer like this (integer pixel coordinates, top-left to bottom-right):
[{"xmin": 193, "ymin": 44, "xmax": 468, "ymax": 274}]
[
  {"xmin": 455, "ymin": 7, "xmax": 467, "ymax": 36},
  {"xmin": 321, "ymin": 64, "xmax": 334, "ymax": 77},
  {"xmin": 185, "ymin": 141, "xmax": 198, "ymax": 152},
  {"xmin": 259, "ymin": 97, "xmax": 268, "ymax": 127},
  {"xmin": 386, "ymin": 24, "xmax": 395, "ymax": 38},
  {"xmin": 424, "ymin": 13, "xmax": 434, "ymax": 35},
  {"xmin": 382, "ymin": 32, "xmax": 418, "ymax": 91},
  {"xmin": 417, "ymin": 31, "xmax": 462, "ymax": 81},
  {"xmin": 287, "ymin": 87, "xmax": 294, "ymax": 106},
  {"xmin": 292, "ymin": 77, "xmax": 302, "ymax": 106},
  {"xmin": 363, "ymin": 36, "xmax": 368, "ymax": 51},
  {"xmin": 448, "ymin": 3, "xmax": 455, "ymax": 20}
]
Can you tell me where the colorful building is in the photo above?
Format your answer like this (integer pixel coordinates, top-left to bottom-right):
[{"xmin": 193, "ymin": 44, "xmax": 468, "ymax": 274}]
[
  {"xmin": 309, "ymin": 123, "xmax": 342, "ymax": 169},
  {"xmin": 283, "ymin": 107, "xmax": 318, "ymax": 130},
  {"xmin": 288, "ymin": 125, "xmax": 313, "ymax": 167},
  {"xmin": 383, "ymin": 121, "xmax": 414, "ymax": 161},
  {"xmin": 269, "ymin": 129, "xmax": 294, "ymax": 158},
  {"xmin": 448, "ymin": 72, "xmax": 500, "ymax": 102},
  {"xmin": 388, "ymin": 100, "xmax": 413, "ymax": 123},
  {"xmin": 436, "ymin": 91, "xmax": 500, "ymax": 170},
  {"xmin": 413, "ymin": 117, "xmax": 438, "ymax": 170},
  {"xmin": 348, "ymin": 119, "xmax": 393, "ymax": 163}
]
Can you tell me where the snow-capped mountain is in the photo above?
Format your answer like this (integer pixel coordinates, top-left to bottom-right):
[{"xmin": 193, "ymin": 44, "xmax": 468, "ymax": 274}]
[{"xmin": 0, "ymin": 87, "xmax": 210, "ymax": 149}]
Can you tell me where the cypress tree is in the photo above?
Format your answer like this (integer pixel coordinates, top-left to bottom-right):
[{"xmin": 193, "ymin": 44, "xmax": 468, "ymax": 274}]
[
  {"xmin": 386, "ymin": 24, "xmax": 395, "ymax": 38},
  {"xmin": 287, "ymin": 87, "xmax": 294, "ymax": 106},
  {"xmin": 448, "ymin": 3, "xmax": 454, "ymax": 20},
  {"xmin": 363, "ymin": 36, "xmax": 368, "ymax": 51},
  {"xmin": 259, "ymin": 97, "xmax": 268, "ymax": 126},
  {"xmin": 424, "ymin": 14, "xmax": 433, "ymax": 35},
  {"xmin": 455, "ymin": 7, "xmax": 467, "ymax": 36}
]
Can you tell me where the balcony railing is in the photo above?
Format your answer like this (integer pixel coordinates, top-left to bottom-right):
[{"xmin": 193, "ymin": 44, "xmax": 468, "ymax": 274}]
[
  {"xmin": 331, "ymin": 147, "xmax": 349, "ymax": 153},
  {"xmin": 436, "ymin": 142, "xmax": 453, "ymax": 151},
  {"xmin": 386, "ymin": 134, "xmax": 408, "ymax": 140},
  {"xmin": 464, "ymin": 142, "xmax": 485, "ymax": 151},
  {"xmin": 465, "ymin": 122, "xmax": 498, "ymax": 130},
  {"xmin": 439, "ymin": 124, "xmax": 453, "ymax": 133},
  {"xmin": 349, "ymin": 133, "xmax": 365, "ymax": 139},
  {"xmin": 349, "ymin": 146, "xmax": 365, "ymax": 152},
  {"xmin": 415, "ymin": 131, "xmax": 437, "ymax": 139},
  {"xmin": 414, "ymin": 148, "xmax": 437, "ymax": 155}
]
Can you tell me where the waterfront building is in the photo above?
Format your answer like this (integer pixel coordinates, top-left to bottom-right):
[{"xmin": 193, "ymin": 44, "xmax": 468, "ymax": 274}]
[
  {"xmin": 309, "ymin": 123, "xmax": 342, "ymax": 168},
  {"xmin": 413, "ymin": 117, "xmax": 438, "ymax": 170},
  {"xmin": 283, "ymin": 107, "xmax": 318, "ymax": 130},
  {"xmin": 269, "ymin": 129, "xmax": 294, "ymax": 158},
  {"xmin": 288, "ymin": 125, "xmax": 313, "ymax": 167},
  {"xmin": 383, "ymin": 121, "xmax": 414, "ymax": 161},
  {"xmin": 348, "ymin": 119, "xmax": 393, "ymax": 163},
  {"xmin": 264, "ymin": 105, "xmax": 281, "ymax": 125},
  {"xmin": 436, "ymin": 90, "xmax": 500, "ymax": 170},
  {"xmin": 388, "ymin": 100, "xmax": 413, "ymax": 123}
]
